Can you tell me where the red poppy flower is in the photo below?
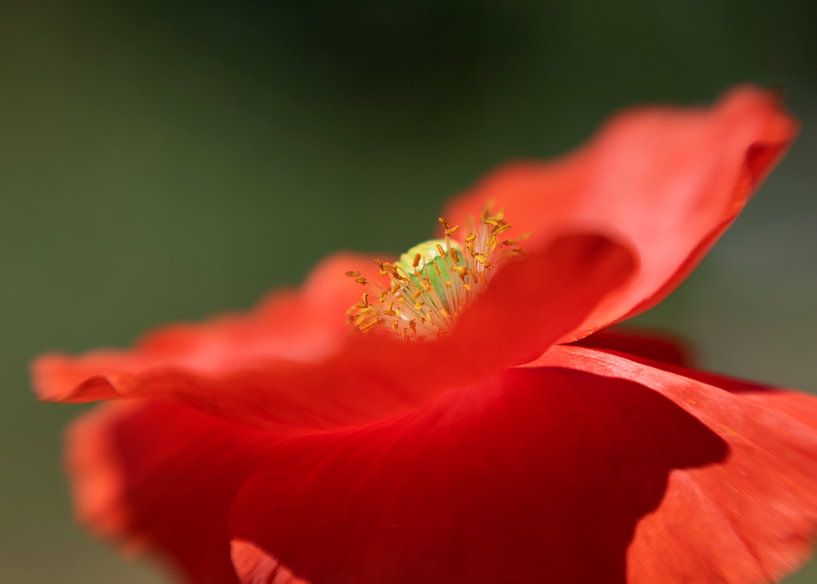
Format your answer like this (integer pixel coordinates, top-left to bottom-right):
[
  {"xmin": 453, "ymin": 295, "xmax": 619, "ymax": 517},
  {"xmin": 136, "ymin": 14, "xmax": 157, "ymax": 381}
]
[{"xmin": 33, "ymin": 86, "xmax": 817, "ymax": 583}]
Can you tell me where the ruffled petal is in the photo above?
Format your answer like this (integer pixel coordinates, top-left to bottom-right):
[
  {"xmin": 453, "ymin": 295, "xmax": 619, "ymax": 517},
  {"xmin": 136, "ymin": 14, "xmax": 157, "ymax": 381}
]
[
  {"xmin": 532, "ymin": 345, "xmax": 817, "ymax": 583},
  {"xmin": 34, "ymin": 252, "xmax": 387, "ymax": 402},
  {"xmin": 66, "ymin": 400, "xmax": 273, "ymax": 583},
  {"xmin": 229, "ymin": 365, "xmax": 731, "ymax": 583},
  {"xmin": 37, "ymin": 234, "xmax": 635, "ymax": 431},
  {"xmin": 443, "ymin": 86, "xmax": 797, "ymax": 341}
]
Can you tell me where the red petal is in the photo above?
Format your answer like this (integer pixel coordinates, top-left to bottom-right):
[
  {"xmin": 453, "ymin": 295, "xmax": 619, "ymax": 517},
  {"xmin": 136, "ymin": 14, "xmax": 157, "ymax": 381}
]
[
  {"xmin": 66, "ymin": 400, "xmax": 273, "ymax": 583},
  {"xmin": 37, "ymin": 235, "xmax": 635, "ymax": 431},
  {"xmin": 532, "ymin": 345, "xmax": 817, "ymax": 582},
  {"xmin": 443, "ymin": 86, "xmax": 797, "ymax": 342},
  {"xmin": 33, "ymin": 252, "xmax": 387, "ymax": 403},
  {"xmin": 231, "ymin": 540, "xmax": 309, "ymax": 584},
  {"xmin": 229, "ymin": 365, "xmax": 735, "ymax": 582},
  {"xmin": 572, "ymin": 326, "xmax": 693, "ymax": 366}
]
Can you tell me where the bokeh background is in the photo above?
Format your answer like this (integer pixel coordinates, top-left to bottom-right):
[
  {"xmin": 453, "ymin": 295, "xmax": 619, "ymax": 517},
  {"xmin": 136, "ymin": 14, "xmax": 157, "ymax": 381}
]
[{"xmin": 1, "ymin": 0, "xmax": 816, "ymax": 581}]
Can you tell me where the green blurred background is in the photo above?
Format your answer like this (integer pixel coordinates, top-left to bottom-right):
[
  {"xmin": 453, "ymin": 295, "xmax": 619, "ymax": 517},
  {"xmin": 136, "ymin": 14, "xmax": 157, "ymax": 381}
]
[{"xmin": 1, "ymin": 0, "xmax": 815, "ymax": 581}]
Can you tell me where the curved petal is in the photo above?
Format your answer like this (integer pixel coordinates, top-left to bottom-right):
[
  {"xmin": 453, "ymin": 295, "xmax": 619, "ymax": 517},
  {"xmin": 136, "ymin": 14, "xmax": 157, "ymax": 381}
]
[
  {"xmin": 66, "ymin": 399, "xmax": 274, "ymax": 583},
  {"xmin": 443, "ymin": 86, "xmax": 797, "ymax": 341},
  {"xmin": 532, "ymin": 345, "xmax": 817, "ymax": 583},
  {"xmin": 571, "ymin": 326, "xmax": 694, "ymax": 366},
  {"xmin": 229, "ymin": 366, "xmax": 728, "ymax": 583},
  {"xmin": 33, "ymin": 252, "xmax": 388, "ymax": 402},
  {"xmin": 37, "ymin": 234, "xmax": 635, "ymax": 431}
]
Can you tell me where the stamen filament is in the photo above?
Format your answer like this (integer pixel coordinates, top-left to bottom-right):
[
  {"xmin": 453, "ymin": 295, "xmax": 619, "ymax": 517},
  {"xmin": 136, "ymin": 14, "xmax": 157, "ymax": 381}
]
[{"xmin": 346, "ymin": 208, "xmax": 519, "ymax": 340}]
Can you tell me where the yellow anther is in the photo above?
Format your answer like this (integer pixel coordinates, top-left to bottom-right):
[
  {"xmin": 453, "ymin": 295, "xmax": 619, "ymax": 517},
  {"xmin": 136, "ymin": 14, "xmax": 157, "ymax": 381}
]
[
  {"xmin": 347, "ymin": 208, "xmax": 520, "ymax": 338},
  {"xmin": 358, "ymin": 318, "xmax": 381, "ymax": 332},
  {"xmin": 482, "ymin": 209, "xmax": 505, "ymax": 225}
]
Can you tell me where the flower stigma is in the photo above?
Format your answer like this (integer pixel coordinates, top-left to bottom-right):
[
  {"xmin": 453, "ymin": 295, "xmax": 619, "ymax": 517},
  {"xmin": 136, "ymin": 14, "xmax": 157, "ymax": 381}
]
[{"xmin": 346, "ymin": 209, "xmax": 524, "ymax": 340}]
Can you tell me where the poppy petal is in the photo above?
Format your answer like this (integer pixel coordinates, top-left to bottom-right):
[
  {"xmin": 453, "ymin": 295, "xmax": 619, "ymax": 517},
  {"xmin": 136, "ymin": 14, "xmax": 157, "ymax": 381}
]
[
  {"xmin": 229, "ymin": 365, "xmax": 732, "ymax": 583},
  {"xmin": 231, "ymin": 540, "xmax": 309, "ymax": 584},
  {"xmin": 66, "ymin": 400, "xmax": 273, "ymax": 583},
  {"xmin": 532, "ymin": 345, "xmax": 817, "ymax": 583},
  {"xmin": 571, "ymin": 326, "xmax": 693, "ymax": 366},
  {"xmin": 443, "ymin": 86, "xmax": 797, "ymax": 341},
  {"xmin": 32, "ymin": 252, "xmax": 387, "ymax": 403},
  {"xmin": 37, "ymin": 234, "xmax": 635, "ymax": 431}
]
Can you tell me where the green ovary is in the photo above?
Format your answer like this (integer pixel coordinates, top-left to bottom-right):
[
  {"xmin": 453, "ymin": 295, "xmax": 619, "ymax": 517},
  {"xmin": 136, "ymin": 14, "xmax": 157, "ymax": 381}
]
[{"xmin": 397, "ymin": 239, "xmax": 463, "ymax": 313}]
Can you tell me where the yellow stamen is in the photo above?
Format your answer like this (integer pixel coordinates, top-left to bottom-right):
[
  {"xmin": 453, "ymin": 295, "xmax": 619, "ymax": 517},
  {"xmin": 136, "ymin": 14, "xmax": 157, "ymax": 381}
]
[{"xmin": 346, "ymin": 209, "xmax": 522, "ymax": 340}]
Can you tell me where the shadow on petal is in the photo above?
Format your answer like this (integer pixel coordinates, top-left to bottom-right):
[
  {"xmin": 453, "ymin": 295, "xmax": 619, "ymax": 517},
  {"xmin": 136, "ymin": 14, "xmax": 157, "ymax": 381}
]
[{"xmin": 231, "ymin": 367, "xmax": 728, "ymax": 583}]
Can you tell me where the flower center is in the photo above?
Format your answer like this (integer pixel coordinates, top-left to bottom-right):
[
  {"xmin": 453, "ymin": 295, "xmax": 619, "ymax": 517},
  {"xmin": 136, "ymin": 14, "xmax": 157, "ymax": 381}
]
[{"xmin": 346, "ymin": 210, "xmax": 522, "ymax": 340}]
